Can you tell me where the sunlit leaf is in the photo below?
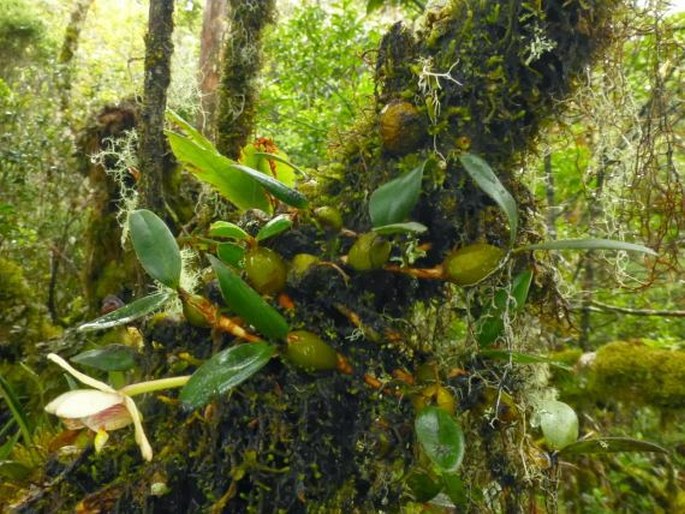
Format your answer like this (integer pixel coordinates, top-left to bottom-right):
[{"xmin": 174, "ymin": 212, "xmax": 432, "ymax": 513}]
[
  {"xmin": 71, "ymin": 345, "xmax": 138, "ymax": 372},
  {"xmin": 476, "ymin": 270, "xmax": 533, "ymax": 346},
  {"xmin": 371, "ymin": 222, "xmax": 428, "ymax": 235},
  {"xmin": 229, "ymin": 164, "xmax": 309, "ymax": 208},
  {"xmin": 166, "ymin": 131, "xmax": 271, "ymax": 212},
  {"xmin": 166, "ymin": 110, "xmax": 213, "ymax": 151},
  {"xmin": 129, "ymin": 209, "xmax": 182, "ymax": 289},
  {"xmin": 209, "ymin": 256, "xmax": 289, "ymax": 340},
  {"xmin": 78, "ymin": 291, "xmax": 174, "ymax": 332},
  {"xmin": 560, "ymin": 437, "xmax": 668, "ymax": 456},
  {"xmin": 256, "ymin": 214, "xmax": 293, "ymax": 242},
  {"xmin": 209, "ymin": 221, "xmax": 249, "ymax": 241},
  {"xmin": 460, "ymin": 154, "xmax": 518, "ymax": 245},
  {"xmin": 180, "ymin": 342, "xmax": 276, "ymax": 410},
  {"xmin": 415, "ymin": 407, "xmax": 465, "ymax": 472},
  {"xmin": 216, "ymin": 242, "xmax": 246, "ymax": 268},
  {"xmin": 516, "ymin": 238, "xmax": 657, "ymax": 256},
  {"xmin": 369, "ymin": 160, "xmax": 426, "ymax": 227}
]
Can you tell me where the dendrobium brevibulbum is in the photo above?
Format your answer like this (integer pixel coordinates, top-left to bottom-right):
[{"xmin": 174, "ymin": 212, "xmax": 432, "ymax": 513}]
[{"xmin": 45, "ymin": 353, "xmax": 189, "ymax": 461}]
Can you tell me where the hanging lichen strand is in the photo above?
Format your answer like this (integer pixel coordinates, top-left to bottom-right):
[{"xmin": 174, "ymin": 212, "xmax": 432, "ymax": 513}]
[
  {"xmin": 30, "ymin": 2, "xmax": 625, "ymax": 513},
  {"xmin": 215, "ymin": 0, "xmax": 276, "ymax": 159}
]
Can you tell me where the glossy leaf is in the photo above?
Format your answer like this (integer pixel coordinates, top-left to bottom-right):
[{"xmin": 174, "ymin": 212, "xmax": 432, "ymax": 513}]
[
  {"xmin": 166, "ymin": 131, "xmax": 271, "ymax": 212},
  {"xmin": 253, "ymin": 151, "xmax": 308, "ymax": 180},
  {"xmin": 129, "ymin": 210, "xmax": 182, "ymax": 289},
  {"xmin": 479, "ymin": 350, "xmax": 572, "ymax": 371},
  {"xmin": 71, "ymin": 345, "xmax": 138, "ymax": 372},
  {"xmin": 560, "ymin": 437, "xmax": 668, "ymax": 456},
  {"xmin": 460, "ymin": 154, "xmax": 518, "ymax": 245},
  {"xmin": 476, "ymin": 270, "xmax": 533, "ymax": 347},
  {"xmin": 180, "ymin": 342, "xmax": 275, "ymax": 409},
  {"xmin": 216, "ymin": 242, "xmax": 246, "ymax": 268},
  {"xmin": 516, "ymin": 238, "xmax": 657, "ymax": 256},
  {"xmin": 78, "ymin": 291, "xmax": 174, "ymax": 332},
  {"xmin": 369, "ymin": 160, "xmax": 426, "ymax": 227},
  {"xmin": 415, "ymin": 407, "xmax": 465, "ymax": 472},
  {"xmin": 229, "ymin": 164, "xmax": 309, "ymax": 208},
  {"xmin": 209, "ymin": 221, "xmax": 249, "ymax": 241},
  {"xmin": 256, "ymin": 214, "xmax": 293, "ymax": 242},
  {"xmin": 209, "ymin": 256, "xmax": 290, "ymax": 340},
  {"xmin": 371, "ymin": 222, "xmax": 428, "ymax": 235}
]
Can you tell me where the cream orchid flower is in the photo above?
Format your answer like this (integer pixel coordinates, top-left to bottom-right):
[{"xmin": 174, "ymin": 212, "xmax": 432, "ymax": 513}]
[{"xmin": 45, "ymin": 353, "xmax": 189, "ymax": 461}]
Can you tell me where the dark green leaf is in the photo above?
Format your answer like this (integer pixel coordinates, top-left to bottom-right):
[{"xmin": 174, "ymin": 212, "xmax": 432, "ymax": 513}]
[
  {"xmin": 0, "ymin": 432, "xmax": 20, "ymax": 461},
  {"xmin": 371, "ymin": 222, "xmax": 428, "ymax": 235},
  {"xmin": 369, "ymin": 160, "xmax": 425, "ymax": 227},
  {"xmin": 166, "ymin": 131, "xmax": 271, "ymax": 212},
  {"xmin": 180, "ymin": 342, "xmax": 275, "ymax": 409},
  {"xmin": 256, "ymin": 214, "xmax": 293, "ymax": 242},
  {"xmin": 415, "ymin": 407, "xmax": 465, "ymax": 472},
  {"xmin": 406, "ymin": 472, "xmax": 443, "ymax": 502},
  {"xmin": 479, "ymin": 350, "xmax": 573, "ymax": 371},
  {"xmin": 560, "ymin": 437, "xmax": 668, "ymax": 456},
  {"xmin": 209, "ymin": 256, "xmax": 290, "ymax": 340},
  {"xmin": 367, "ymin": 0, "xmax": 384, "ymax": 14},
  {"xmin": 71, "ymin": 345, "xmax": 138, "ymax": 372},
  {"xmin": 78, "ymin": 291, "xmax": 174, "ymax": 332},
  {"xmin": 0, "ymin": 375, "xmax": 31, "ymax": 448},
  {"xmin": 460, "ymin": 154, "xmax": 518, "ymax": 245},
  {"xmin": 229, "ymin": 164, "xmax": 309, "ymax": 208},
  {"xmin": 476, "ymin": 270, "xmax": 533, "ymax": 347},
  {"xmin": 209, "ymin": 221, "xmax": 249, "ymax": 241},
  {"xmin": 129, "ymin": 209, "xmax": 182, "ymax": 289},
  {"xmin": 516, "ymin": 238, "xmax": 657, "ymax": 256},
  {"xmin": 216, "ymin": 243, "xmax": 246, "ymax": 268},
  {"xmin": 442, "ymin": 473, "xmax": 467, "ymax": 507}
]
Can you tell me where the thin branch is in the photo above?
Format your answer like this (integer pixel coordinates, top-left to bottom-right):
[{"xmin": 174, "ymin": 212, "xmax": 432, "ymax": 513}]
[{"xmin": 573, "ymin": 300, "xmax": 685, "ymax": 317}]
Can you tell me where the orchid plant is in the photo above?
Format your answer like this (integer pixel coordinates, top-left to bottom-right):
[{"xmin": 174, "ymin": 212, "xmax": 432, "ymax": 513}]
[{"xmin": 45, "ymin": 353, "xmax": 189, "ymax": 461}]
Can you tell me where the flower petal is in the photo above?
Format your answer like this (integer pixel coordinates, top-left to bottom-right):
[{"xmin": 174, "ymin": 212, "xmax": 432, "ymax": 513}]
[
  {"xmin": 47, "ymin": 353, "xmax": 116, "ymax": 393},
  {"xmin": 123, "ymin": 395, "xmax": 153, "ymax": 461},
  {"xmin": 94, "ymin": 429, "xmax": 110, "ymax": 453},
  {"xmin": 45, "ymin": 389, "xmax": 123, "ymax": 419}
]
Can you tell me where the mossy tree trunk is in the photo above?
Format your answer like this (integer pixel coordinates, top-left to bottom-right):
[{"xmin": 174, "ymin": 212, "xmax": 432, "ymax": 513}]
[
  {"xmin": 139, "ymin": 0, "xmax": 175, "ymax": 215},
  {"xmin": 57, "ymin": 0, "xmax": 95, "ymax": 112},
  {"xmin": 215, "ymin": 0, "xmax": 276, "ymax": 159},
  {"xmin": 25, "ymin": 2, "xmax": 629, "ymax": 513}
]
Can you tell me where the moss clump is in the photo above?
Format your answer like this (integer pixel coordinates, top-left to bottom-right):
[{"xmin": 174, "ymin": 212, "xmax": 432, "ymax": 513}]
[{"xmin": 586, "ymin": 341, "xmax": 685, "ymax": 409}]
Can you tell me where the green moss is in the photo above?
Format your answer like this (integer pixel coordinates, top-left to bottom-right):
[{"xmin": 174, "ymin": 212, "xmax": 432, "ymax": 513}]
[{"xmin": 587, "ymin": 341, "xmax": 685, "ymax": 408}]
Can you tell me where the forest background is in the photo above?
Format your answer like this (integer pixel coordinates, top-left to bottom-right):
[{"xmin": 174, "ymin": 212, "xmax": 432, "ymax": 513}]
[{"xmin": 0, "ymin": 0, "xmax": 684, "ymax": 512}]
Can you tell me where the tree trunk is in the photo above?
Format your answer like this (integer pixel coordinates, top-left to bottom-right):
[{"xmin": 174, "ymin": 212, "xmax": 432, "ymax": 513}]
[
  {"xmin": 139, "ymin": 0, "xmax": 175, "ymax": 214},
  {"xmin": 215, "ymin": 0, "xmax": 275, "ymax": 159},
  {"xmin": 197, "ymin": 0, "xmax": 228, "ymax": 136},
  {"xmin": 57, "ymin": 0, "xmax": 95, "ymax": 112},
  {"xmin": 22, "ymin": 2, "xmax": 628, "ymax": 512}
]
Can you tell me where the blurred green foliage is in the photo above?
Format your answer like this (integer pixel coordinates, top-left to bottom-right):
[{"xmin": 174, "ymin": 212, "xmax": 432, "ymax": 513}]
[{"xmin": 257, "ymin": 0, "xmax": 382, "ymax": 167}]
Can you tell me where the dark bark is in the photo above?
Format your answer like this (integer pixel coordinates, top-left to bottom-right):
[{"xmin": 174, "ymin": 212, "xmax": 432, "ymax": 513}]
[
  {"xmin": 139, "ymin": 0, "xmax": 175, "ymax": 214},
  {"xmin": 215, "ymin": 0, "xmax": 275, "ymax": 159},
  {"xmin": 197, "ymin": 0, "xmax": 228, "ymax": 136}
]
